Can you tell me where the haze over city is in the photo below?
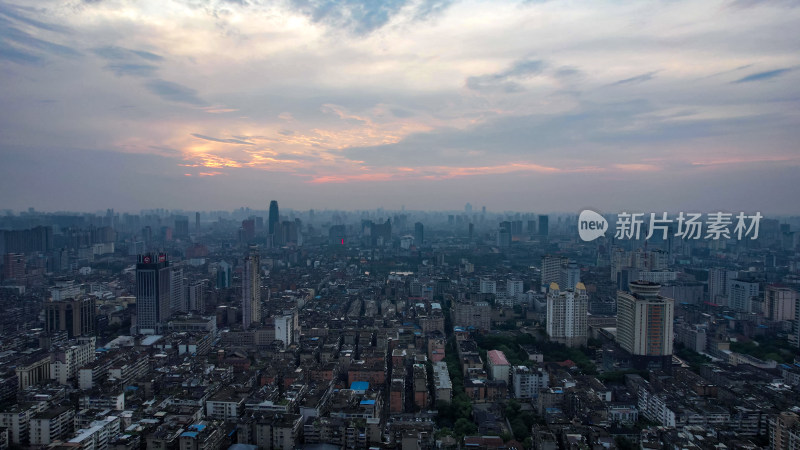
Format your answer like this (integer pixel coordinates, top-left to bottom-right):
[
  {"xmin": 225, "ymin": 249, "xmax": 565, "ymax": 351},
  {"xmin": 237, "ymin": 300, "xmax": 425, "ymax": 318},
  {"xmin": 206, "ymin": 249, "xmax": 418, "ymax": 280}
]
[{"xmin": 1, "ymin": 0, "xmax": 800, "ymax": 213}]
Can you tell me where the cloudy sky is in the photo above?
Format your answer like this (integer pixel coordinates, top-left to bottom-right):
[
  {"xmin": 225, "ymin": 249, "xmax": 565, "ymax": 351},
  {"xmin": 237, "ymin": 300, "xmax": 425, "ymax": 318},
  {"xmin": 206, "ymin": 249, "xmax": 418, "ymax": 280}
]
[{"xmin": 1, "ymin": 0, "xmax": 799, "ymax": 213}]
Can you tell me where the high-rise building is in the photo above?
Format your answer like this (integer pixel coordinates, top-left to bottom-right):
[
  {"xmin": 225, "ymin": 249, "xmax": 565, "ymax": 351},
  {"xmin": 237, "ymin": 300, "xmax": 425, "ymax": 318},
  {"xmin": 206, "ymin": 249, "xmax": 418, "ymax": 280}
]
[
  {"xmin": 497, "ymin": 221, "xmax": 511, "ymax": 247},
  {"xmin": 616, "ymin": 281, "xmax": 674, "ymax": 368},
  {"xmin": 241, "ymin": 219, "xmax": 256, "ymax": 242},
  {"xmin": 329, "ymin": 225, "xmax": 346, "ymax": 246},
  {"xmin": 414, "ymin": 222, "xmax": 424, "ymax": 246},
  {"xmin": 216, "ymin": 261, "xmax": 231, "ymax": 289},
  {"xmin": 546, "ymin": 282, "xmax": 588, "ymax": 347},
  {"xmin": 242, "ymin": 247, "xmax": 261, "ymax": 328},
  {"xmin": 764, "ymin": 285, "xmax": 797, "ymax": 322},
  {"xmin": 480, "ymin": 278, "xmax": 497, "ymax": 294},
  {"xmin": 538, "ymin": 215, "xmax": 549, "ymax": 237},
  {"xmin": 507, "ymin": 279, "xmax": 524, "ymax": 297},
  {"xmin": 268, "ymin": 200, "xmax": 280, "ymax": 236},
  {"xmin": 135, "ymin": 253, "xmax": 171, "ymax": 334},
  {"xmin": 3, "ymin": 253, "xmax": 25, "ymax": 280},
  {"xmin": 170, "ymin": 266, "xmax": 186, "ymax": 315},
  {"xmin": 274, "ymin": 310, "xmax": 299, "ymax": 348},
  {"xmin": 770, "ymin": 411, "xmax": 799, "ymax": 450},
  {"xmin": 45, "ymin": 297, "xmax": 96, "ymax": 338},
  {"xmin": 793, "ymin": 294, "xmax": 800, "ymax": 348},
  {"xmin": 371, "ymin": 219, "xmax": 391, "ymax": 246},
  {"xmin": 728, "ymin": 279, "xmax": 759, "ymax": 313},
  {"xmin": 541, "ymin": 255, "xmax": 567, "ymax": 290},
  {"xmin": 174, "ymin": 216, "xmax": 189, "ymax": 239},
  {"xmin": 195, "ymin": 212, "xmax": 200, "ymax": 234},
  {"xmin": 187, "ymin": 280, "xmax": 205, "ymax": 313},
  {"xmin": 708, "ymin": 268, "xmax": 737, "ymax": 304},
  {"xmin": 2, "ymin": 226, "xmax": 53, "ymax": 253},
  {"xmin": 560, "ymin": 261, "xmax": 580, "ymax": 291}
]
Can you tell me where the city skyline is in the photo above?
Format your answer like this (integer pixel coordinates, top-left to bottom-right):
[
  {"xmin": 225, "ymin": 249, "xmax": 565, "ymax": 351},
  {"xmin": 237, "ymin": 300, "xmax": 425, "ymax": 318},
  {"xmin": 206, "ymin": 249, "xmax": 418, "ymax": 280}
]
[{"xmin": 1, "ymin": 0, "xmax": 799, "ymax": 213}]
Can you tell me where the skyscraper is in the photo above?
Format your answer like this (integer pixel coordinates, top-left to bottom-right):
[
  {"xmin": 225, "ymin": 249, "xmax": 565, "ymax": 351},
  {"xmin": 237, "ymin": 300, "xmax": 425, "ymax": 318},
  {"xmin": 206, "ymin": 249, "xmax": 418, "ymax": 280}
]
[
  {"xmin": 170, "ymin": 266, "xmax": 186, "ymax": 314},
  {"xmin": 216, "ymin": 261, "xmax": 231, "ymax": 289},
  {"xmin": 268, "ymin": 200, "xmax": 280, "ymax": 236},
  {"xmin": 135, "ymin": 253, "xmax": 171, "ymax": 334},
  {"xmin": 242, "ymin": 247, "xmax": 261, "ymax": 328},
  {"xmin": 538, "ymin": 215, "xmax": 549, "ymax": 237},
  {"xmin": 546, "ymin": 282, "xmax": 588, "ymax": 347},
  {"xmin": 414, "ymin": 222, "xmax": 424, "ymax": 246},
  {"xmin": 174, "ymin": 216, "xmax": 189, "ymax": 239},
  {"xmin": 616, "ymin": 281, "xmax": 674, "ymax": 369}
]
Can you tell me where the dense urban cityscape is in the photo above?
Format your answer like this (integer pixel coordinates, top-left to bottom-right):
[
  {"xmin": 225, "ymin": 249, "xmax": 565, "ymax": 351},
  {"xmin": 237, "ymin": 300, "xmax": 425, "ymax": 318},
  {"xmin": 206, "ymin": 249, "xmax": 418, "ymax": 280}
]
[{"xmin": 0, "ymin": 204, "xmax": 798, "ymax": 450}]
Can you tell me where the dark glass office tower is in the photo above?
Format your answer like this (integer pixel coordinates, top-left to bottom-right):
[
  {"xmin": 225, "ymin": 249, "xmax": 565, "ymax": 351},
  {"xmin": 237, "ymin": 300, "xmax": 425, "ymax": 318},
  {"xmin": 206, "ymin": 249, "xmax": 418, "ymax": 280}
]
[
  {"xmin": 268, "ymin": 200, "xmax": 280, "ymax": 235},
  {"xmin": 135, "ymin": 253, "xmax": 171, "ymax": 334}
]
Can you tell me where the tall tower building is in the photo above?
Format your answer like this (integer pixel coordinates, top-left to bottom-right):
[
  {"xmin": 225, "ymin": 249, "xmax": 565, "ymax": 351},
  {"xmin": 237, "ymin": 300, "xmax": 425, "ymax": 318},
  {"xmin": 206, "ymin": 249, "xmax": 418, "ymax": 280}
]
[
  {"xmin": 497, "ymin": 221, "xmax": 512, "ymax": 247},
  {"xmin": 169, "ymin": 266, "xmax": 186, "ymax": 315},
  {"xmin": 274, "ymin": 310, "xmax": 299, "ymax": 348},
  {"xmin": 764, "ymin": 285, "xmax": 797, "ymax": 322},
  {"xmin": 217, "ymin": 261, "xmax": 231, "ymax": 289},
  {"xmin": 793, "ymin": 294, "xmax": 800, "ymax": 348},
  {"xmin": 268, "ymin": 200, "xmax": 280, "ymax": 236},
  {"xmin": 414, "ymin": 222, "xmax": 424, "ymax": 246},
  {"xmin": 546, "ymin": 282, "xmax": 588, "ymax": 348},
  {"xmin": 560, "ymin": 261, "xmax": 581, "ymax": 291},
  {"xmin": 174, "ymin": 216, "xmax": 189, "ymax": 239},
  {"xmin": 538, "ymin": 215, "xmax": 549, "ymax": 237},
  {"xmin": 616, "ymin": 281, "xmax": 674, "ymax": 369},
  {"xmin": 187, "ymin": 280, "xmax": 205, "ymax": 313},
  {"xmin": 708, "ymin": 268, "xmax": 737, "ymax": 304},
  {"xmin": 135, "ymin": 253, "xmax": 171, "ymax": 334},
  {"xmin": 242, "ymin": 247, "xmax": 261, "ymax": 328}
]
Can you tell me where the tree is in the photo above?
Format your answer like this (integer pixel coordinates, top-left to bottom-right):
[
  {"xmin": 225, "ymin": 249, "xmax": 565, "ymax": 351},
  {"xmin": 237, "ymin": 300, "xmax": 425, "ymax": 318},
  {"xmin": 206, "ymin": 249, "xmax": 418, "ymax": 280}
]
[{"xmin": 454, "ymin": 417, "xmax": 478, "ymax": 437}]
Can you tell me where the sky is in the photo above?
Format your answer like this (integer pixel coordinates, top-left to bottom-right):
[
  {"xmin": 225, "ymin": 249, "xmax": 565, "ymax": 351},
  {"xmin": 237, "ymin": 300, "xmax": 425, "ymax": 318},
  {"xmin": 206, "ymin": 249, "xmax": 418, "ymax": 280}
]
[{"xmin": 0, "ymin": 0, "xmax": 799, "ymax": 214}]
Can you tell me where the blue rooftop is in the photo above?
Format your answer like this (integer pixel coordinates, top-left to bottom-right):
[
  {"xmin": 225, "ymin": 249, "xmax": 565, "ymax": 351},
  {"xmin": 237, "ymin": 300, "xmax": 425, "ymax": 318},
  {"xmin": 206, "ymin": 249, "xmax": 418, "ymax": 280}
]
[
  {"xmin": 189, "ymin": 424, "xmax": 206, "ymax": 432},
  {"xmin": 181, "ymin": 432, "xmax": 198, "ymax": 438},
  {"xmin": 350, "ymin": 381, "xmax": 369, "ymax": 391},
  {"xmin": 360, "ymin": 400, "xmax": 376, "ymax": 405}
]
